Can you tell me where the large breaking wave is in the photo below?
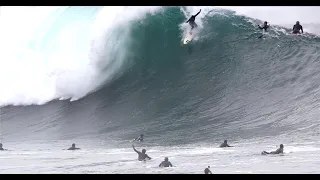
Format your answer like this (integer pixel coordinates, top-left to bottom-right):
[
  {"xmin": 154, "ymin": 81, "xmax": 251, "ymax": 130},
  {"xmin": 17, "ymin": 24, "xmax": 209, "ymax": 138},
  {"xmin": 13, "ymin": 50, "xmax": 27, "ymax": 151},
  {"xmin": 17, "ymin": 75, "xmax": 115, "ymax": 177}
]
[{"xmin": 1, "ymin": 6, "xmax": 320, "ymax": 144}]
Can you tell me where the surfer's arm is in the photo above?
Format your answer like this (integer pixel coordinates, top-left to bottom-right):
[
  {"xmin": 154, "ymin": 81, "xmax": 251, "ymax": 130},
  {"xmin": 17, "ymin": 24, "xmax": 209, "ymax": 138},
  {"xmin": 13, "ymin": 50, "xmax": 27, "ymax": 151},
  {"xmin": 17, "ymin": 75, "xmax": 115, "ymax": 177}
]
[
  {"xmin": 132, "ymin": 144, "xmax": 140, "ymax": 154},
  {"xmin": 194, "ymin": 9, "xmax": 201, "ymax": 17},
  {"xmin": 186, "ymin": 17, "xmax": 191, "ymax": 23},
  {"xmin": 301, "ymin": 26, "xmax": 303, "ymax": 33},
  {"xmin": 293, "ymin": 25, "xmax": 295, "ymax": 31},
  {"xmin": 159, "ymin": 162, "xmax": 163, "ymax": 167},
  {"xmin": 169, "ymin": 162, "xmax": 173, "ymax": 167},
  {"xmin": 146, "ymin": 154, "xmax": 152, "ymax": 160},
  {"xmin": 258, "ymin": 25, "xmax": 263, "ymax": 29}
]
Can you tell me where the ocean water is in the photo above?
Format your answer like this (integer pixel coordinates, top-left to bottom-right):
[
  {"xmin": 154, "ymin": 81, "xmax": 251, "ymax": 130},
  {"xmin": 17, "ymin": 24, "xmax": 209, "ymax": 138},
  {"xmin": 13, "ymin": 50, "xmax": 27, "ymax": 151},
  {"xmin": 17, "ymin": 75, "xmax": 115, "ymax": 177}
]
[{"xmin": 0, "ymin": 6, "xmax": 320, "ymax": 174}]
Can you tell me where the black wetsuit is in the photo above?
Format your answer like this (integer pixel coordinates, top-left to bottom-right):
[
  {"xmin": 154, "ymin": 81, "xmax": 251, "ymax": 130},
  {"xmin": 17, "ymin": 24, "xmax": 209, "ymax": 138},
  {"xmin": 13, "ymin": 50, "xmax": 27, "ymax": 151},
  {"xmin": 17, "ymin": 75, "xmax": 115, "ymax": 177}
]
[
  {"xmin": 293, "ymin": 24, "xmax": 303, "ymax": 34},
  {"xmin": 220, "ymin": 142, "xmax": 232, "ymax": 148},
  {"xmin": 263, "ymin": 148, "xmax": 283, "ymax": 155},
  {"xmin": 133, "ymin": 147, "xmax": 151, "ymax": 161},
  {"xmin": 134, "ymin": 136, "xmax": 143, "ymax": 142},
  {"xmin": 68, "ymin": 147, "xmax": 80, "ymax": 150},
  {"xmin": 0, "ymin": 148, "xmax": 4, "ymax": 151},
  {"xmin": 204, "ymin": 168, "xmax": 212, "ymax": 174},
  {"xmin": 259, "ymin": 24, "xmax": 270, "ymax": 31},
  {"xmin": 159, "ymin": 161, "xmax": 173, "ymax": 167},
  {"xmin": 186, "ymin": 11, "xmax": 201, "ymax": 30}
]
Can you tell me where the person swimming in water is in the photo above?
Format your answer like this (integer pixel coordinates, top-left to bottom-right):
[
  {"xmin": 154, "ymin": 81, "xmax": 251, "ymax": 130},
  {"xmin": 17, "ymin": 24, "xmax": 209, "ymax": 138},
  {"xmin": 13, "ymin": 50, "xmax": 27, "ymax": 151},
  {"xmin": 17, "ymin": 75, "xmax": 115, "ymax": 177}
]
[
  {"xmin": 133, "ymin": 134, "xmax": 144, "ymax": 142},
  {"xmin": 261, "ymin": 144, "xmax": 284, "ymax": 155},
  {"xmin": 220, "ymin": 140, "xmax": 233, "ymax": 148},
  {"xmin": 186, "ymin": 9, "xmax": 201, "ymax": 30},
  {"xmin": 293, "ymin": 21, "xmax": 303, "ymax": 34},
  {"xmin": 258, "ymin": 21, "xmax": 270, "ymax": 31},
  {"xmin": 67, "ymin": 143, "xmax": 80, "ymax": 150},
  {"xmin": 0, "ymin": 143, "xmax": 7, "ymax": 151},
  {"xmin": 257, "ymin": 21, "xmax": 270, "ymax": 39},
  {"xmin": 159, "ymin": 157, "xmax": 173, "ymax": 167},
  {"xmin": 204, "ymin": 166, "xmax": 212, "ymax": 174},
  {"xmin": 132, "ymin": 144, "xmax": 152, "ymax": 161}
]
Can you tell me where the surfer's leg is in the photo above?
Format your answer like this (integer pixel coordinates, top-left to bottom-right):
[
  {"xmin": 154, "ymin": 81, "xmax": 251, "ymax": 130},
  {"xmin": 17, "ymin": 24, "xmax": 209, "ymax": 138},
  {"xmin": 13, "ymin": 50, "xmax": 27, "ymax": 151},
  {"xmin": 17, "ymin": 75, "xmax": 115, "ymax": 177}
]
[
  {"xmin": 189, "ymin": 22, "xmax": 195, "ymax": 30},
  {"xmin": 194, "ymin": 22, "xmax": 198, "ymax": 28}
]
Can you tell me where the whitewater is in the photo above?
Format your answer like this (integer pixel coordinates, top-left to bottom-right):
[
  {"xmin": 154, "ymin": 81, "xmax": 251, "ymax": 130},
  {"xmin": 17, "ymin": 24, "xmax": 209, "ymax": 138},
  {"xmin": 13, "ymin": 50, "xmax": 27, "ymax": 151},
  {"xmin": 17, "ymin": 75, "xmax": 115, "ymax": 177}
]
[{"xmin": 0, "ymin": 6, "xmax": 320, "ymax": 174}]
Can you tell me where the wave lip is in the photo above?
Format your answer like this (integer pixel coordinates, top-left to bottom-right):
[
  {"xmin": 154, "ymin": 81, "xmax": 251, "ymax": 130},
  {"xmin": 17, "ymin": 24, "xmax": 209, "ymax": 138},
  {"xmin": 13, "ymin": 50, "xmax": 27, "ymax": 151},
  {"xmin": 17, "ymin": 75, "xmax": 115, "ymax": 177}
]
[{"xmin": 0, "ymin": 6, "xmax": 162, "ymax": 106}]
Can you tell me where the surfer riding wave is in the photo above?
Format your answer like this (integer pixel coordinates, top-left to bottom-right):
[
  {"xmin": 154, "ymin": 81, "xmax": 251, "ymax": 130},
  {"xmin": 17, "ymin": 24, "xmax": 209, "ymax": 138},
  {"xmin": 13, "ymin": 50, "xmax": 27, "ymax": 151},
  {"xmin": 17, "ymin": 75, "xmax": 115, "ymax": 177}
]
[{"xmin": 186, "ymin": 9, "xmax": 201, "ymax": 31}]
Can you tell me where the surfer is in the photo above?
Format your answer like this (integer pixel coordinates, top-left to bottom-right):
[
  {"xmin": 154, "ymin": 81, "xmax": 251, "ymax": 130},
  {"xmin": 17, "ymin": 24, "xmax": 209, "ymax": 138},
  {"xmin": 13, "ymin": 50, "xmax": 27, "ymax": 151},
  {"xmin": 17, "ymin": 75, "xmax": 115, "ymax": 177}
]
[
  {"xmin": 186, "ymin": 9, "xmax": 201, "ymax": 30},
  {"xmin": 133, "ymin": 134, "xmax": 144, "ymax": 142},
  {"xmin": 132, "ymin": 144, "xmax": 152, "ymax": 161},
  {"xmin": 67, "ymin": 143, "xmax": 80, "ymax": 150},
  {"xmin": 257, "ymin": 21, "xmax": 270, "ymax": 39},
  {"xmin": 159, "ymin": 157, "xmax": 173, "ymax": 167},
  {"xmin": 204, "ymin": 166, "xmax": 212, "ymax": 174},
  {"xmin": 220, "ymin": 140, "xmax": 233, "ymax": 148},
  {"xmin": 258, "ymin": 21, "xmax": 270, "ymax": 31},
  {"xmin": 293, "ymin": 21, "xmax": 303, "ymax": 34},
  {"xmin": 261, "ymin": 144, "xmax": 284, "ymax": 155},
  {"xmin": 0, "ymin": 143, "xmax": 7, "ymax": 151}
]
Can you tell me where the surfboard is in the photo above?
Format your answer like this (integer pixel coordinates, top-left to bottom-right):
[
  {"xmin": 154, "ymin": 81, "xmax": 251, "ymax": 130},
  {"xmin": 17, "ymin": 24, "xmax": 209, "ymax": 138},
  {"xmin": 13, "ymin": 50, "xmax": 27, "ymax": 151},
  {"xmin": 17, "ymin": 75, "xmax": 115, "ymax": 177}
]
[{"xmin": 183, "ymin": 32, "xmax": 194, "ymax": 45}]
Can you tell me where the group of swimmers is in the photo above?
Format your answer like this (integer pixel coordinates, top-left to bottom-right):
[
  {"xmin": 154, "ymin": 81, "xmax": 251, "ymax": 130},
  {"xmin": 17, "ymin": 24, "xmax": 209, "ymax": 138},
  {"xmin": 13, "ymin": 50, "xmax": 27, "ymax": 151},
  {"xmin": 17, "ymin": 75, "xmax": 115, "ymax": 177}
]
[
  {"xmin": 130, "ymin": 137, "xmax": 284, "ymax": 174},
  {"xmin": 186, "ymin": 9, "xmax": 304, "ymax": 36},
  {"xmin": 0, "ymin": 134, "xmax": 284, "ymax": 173},
  {"xmin": 258, "ymin": 20, "xmax": 303, "ymax": 34},
  {"xmin": 131, "ymin": 137, "xmax": 284, "ymax": 173}
]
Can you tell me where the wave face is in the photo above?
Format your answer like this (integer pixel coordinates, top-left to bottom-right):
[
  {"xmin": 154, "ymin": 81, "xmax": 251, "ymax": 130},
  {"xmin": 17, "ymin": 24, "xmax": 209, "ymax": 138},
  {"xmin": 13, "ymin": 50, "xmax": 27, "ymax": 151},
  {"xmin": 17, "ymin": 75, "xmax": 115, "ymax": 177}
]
[{"xmin": 1, "ymin": 6, "xmax": 320, "ymax": 146}]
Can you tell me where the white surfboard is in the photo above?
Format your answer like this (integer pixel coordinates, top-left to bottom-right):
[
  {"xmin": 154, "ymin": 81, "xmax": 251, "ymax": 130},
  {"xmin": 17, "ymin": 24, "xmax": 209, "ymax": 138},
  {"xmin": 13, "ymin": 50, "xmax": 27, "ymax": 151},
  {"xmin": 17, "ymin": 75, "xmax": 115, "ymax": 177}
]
[{"xmin": 183, "ymin": 32, "xmax": 194, "ymax": 45}]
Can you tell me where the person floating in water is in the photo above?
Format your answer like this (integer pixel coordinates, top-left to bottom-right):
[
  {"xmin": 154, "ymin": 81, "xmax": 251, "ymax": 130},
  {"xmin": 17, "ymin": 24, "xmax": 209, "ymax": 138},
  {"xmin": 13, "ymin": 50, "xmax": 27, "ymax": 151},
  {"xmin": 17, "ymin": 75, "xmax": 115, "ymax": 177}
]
[
  {"xmin": 258, "ymin": 21, "xmax": 270, "ymax": 31},
  {"xmin": 262, "ymin": 144, "xmax": 284, "ymax": 155},
  {"xmin": 67, "ymin": 143, "xmax": 80, "ymax": 150},
  {"xmin": 257, "ymin": 21, "xmax": 270, "ymax": 39},
  {"xmin": 159, "ymin": 157, "xmax": 173, "ymax": 167},
  {"xmin": 293, "ymin": 21, "xmax": 303, "ymax": 34},
  {"xmin": 220, "ymin": 140, "xmax": 233, "ymax": 148},
  {"xmin": 186, "ymin": 9, "xmax": 201, "ymax": 30},
  {"xmin": 0, "ymin": 143, "xmax": 7, "ymax": 151},
  {"xmin": 204, "ymin": 166, "xmax": 212, "ymax": 174},
  {"xmin": 134, "ymin": 134, "xmax": 144, "ymax": 142},
  {"xmin": 132, "ymin": 144, "xmax": 151, "ymax": 161}
]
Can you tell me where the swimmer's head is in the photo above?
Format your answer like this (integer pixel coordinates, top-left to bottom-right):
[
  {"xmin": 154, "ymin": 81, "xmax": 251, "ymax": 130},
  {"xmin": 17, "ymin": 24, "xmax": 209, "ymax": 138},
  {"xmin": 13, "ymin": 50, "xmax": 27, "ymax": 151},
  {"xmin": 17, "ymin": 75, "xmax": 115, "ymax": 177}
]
[{"xmin": 280, "ymin": 144, "xmax": 284, "ymax": 148}]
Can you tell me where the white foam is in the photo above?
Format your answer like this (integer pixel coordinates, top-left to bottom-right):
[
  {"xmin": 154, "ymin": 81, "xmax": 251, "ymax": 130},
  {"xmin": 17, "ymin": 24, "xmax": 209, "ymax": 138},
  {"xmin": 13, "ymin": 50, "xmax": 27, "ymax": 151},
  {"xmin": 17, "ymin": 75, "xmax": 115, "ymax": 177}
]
[
  {"xmin": 1, "ymin": 6, "xmax": 320, "ymax": 106},
  {"xmin": 0, "ymin": 6, "xmax": 162, "ymax": 106}
]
